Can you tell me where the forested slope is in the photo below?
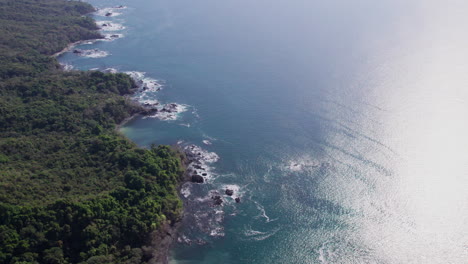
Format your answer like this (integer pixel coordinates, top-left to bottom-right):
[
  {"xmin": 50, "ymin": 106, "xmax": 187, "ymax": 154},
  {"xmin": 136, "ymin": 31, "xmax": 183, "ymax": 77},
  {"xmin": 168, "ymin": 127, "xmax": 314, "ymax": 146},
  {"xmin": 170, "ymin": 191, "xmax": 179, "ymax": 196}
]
[{"xmin": 0, "ymin": 1, "xmax": 184, "ymax": 263}]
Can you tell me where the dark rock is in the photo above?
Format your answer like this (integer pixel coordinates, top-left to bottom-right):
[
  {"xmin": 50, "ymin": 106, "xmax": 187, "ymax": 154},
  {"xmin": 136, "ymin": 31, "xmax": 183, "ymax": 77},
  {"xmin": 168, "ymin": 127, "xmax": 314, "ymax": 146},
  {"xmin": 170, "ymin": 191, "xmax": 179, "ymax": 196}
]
[
  {"xmin": 141, "ymin": 108, "xmax": 158, "ymax": 116},
  {"xmin": 193, "ymin": 164, "xmax": 203, "ymax": 170},
  {"xmin": 110, "ymin": 34, "xmax": 119, "ymax": 38},
  {"xmin": 225, "ymin": 189, "xmax": 234, "ymax": 196},
  {"xmin": 102, "ymin": 23, "xmax": 108, "ymax": 27},
  {"xmin": 191, "ymin": 174, "xmax": 204, "ymax": 183},
  {"xmin": 161, "ymin": 104, "xmax": 176, "ymax": 113},
  {"xmin": 73, "ymin": 49, "xmax": 82, "ymax": 54},
  {"xmin": 235, "ymin": 197, "xmax": 241, "ymax": 203},
  {"xmin": 202, "ymin": 173, "xmax": 207, "ymax": 176},
  {"xmin": 212, "ymin": 195, "xmax": 223, "ymax": 205},
  {"xmin": 105, "ymin": 12, "xmax": 112, "ymax": 17}
]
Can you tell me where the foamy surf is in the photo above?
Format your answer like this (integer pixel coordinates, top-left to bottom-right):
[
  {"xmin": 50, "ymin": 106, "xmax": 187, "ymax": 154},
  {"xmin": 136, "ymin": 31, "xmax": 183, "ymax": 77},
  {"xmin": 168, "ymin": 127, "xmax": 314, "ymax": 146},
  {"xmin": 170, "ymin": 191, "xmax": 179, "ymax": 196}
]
[
  {"xmin": 96, "ymin": 21, "xmax": 125, "ymax": 31},
  {"xmin": 102, "ymin": 33, "xmax": 124, "ymax": 41},
  {"xmin": 146, "ymin": 103, "xmax": 189, "ymax": 121},
  {"xmin": 60, "ymin": 63, "xmax": 74, "ymax": 71},
  {"xmin": 73, "ymin": 49, "xmax": 110, "ymax": 58},
  {"xmin": 253, "ymin": 200, "xmax": 277, "ymax": 223},
  {"xmin": 95, "ymin": 7, "xmax": 122, "ymax": 17},
  {"xmin": 243, "ymin": 226, "xmax": 280, "ymax": 241},
  {"xmin": 283, "ymin": 155, "xmax": 324, "ymax": 173},
  {"xmin": 124, "ymin": 71, "xmax": 163, "ymax": 93},
  {"xmin": 122, "ymin": 71, "xmax": 192, "ymax": 121}
]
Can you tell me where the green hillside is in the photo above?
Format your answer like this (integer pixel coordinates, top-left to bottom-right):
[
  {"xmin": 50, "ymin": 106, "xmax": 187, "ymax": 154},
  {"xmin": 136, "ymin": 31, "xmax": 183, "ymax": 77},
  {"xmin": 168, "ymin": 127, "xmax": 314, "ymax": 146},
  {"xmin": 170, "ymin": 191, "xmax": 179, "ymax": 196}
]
[{"xmin": 0, "ymin": 0, "xmax": 184, "ymax": 263}]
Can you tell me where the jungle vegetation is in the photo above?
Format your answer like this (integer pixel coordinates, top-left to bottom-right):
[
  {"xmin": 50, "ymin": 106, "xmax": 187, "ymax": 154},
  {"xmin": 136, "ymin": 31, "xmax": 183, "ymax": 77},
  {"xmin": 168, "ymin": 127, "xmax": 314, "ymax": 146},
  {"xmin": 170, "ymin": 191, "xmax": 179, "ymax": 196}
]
[{"xmin": 0, "ymin": 0, "xmax": 184, "ymax": 263}]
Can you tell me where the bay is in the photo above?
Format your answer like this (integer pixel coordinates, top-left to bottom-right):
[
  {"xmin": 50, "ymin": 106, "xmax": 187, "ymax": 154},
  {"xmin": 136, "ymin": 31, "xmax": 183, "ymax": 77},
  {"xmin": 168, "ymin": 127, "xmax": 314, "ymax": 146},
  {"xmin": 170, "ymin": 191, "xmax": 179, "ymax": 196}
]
[{"xmin": 58, "ymin": 0, "xmax": 468, "ymax": 263}]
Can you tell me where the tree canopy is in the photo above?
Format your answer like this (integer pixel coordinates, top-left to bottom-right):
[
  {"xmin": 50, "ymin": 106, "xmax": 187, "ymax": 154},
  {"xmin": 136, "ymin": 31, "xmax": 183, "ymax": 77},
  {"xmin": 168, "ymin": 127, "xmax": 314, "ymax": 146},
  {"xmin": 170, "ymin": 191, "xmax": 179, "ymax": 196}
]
[{"xmin": 0, "ymin": 1, "xmax": 184, "ymax": 263}]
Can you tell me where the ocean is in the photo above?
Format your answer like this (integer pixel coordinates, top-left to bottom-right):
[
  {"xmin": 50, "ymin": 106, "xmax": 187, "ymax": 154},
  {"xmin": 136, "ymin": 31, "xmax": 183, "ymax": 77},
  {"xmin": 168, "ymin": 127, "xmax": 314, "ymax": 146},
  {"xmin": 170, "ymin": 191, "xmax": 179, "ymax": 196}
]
[{"xmin": 58, "ymin": 0, "xmax": 468, "ymax": 263}]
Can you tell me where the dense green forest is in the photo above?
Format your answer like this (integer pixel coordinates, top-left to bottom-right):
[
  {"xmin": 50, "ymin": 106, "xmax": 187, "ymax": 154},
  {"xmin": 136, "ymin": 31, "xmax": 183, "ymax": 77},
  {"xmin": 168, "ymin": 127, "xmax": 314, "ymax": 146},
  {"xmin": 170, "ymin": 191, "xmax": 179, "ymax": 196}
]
[{"xmin": 0, "ymin": 0, "xmax": 184, "ymax": 263}]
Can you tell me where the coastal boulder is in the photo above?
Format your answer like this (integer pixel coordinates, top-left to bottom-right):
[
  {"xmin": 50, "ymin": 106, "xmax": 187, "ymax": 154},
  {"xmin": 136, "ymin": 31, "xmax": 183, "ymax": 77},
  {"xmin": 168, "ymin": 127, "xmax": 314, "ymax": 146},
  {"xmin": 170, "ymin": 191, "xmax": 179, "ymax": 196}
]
[
  {"xmin": 235, "ymin": 197, "xmax": 241, "ymax": 203},
  {"xmin": 225, "ymin": 189, "xmax": 234, "ymax": 196},
  {"xmin": 141, "ymin": 108, "xmax": 158, "ymax": 116},
  {"xmin": 212, "ymin": 195, "xmax": 223, "ymax": 205},
  {"xmin": 191, "ymin": 174, "xmax": 204, "ymax": 183},
  {"xmin": 193, "ymin": 164, "xmax": 204, "ymax": 170},
  {"xmin": 105, "ymin": 12, "xmax": 112, "ymax": 17}
]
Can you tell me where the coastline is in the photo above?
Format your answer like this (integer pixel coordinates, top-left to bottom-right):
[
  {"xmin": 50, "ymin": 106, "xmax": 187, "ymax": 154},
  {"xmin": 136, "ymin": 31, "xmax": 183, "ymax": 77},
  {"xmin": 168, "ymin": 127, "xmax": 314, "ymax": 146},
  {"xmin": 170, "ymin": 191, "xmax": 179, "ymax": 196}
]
[
  {"xmin": 52, "ymin": 39, "xmax": 100, "ymax": 58},
  {"xmin": 55, "ymin": 4, "xmax": 187, "ymax": 264}
]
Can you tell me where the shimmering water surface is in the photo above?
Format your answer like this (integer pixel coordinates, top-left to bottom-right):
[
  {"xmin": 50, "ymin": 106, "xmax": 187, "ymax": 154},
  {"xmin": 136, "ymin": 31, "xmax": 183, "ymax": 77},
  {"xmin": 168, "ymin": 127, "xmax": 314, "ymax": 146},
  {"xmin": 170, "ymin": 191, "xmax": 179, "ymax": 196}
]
[{"xmin": 59, "ymin": 0, "xmax": 468, "ymax": 263}]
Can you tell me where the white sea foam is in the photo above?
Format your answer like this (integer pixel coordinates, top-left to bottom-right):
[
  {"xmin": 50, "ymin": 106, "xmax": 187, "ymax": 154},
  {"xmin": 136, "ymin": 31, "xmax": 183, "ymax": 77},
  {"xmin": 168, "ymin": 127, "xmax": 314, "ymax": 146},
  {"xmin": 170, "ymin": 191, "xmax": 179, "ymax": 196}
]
[
  {"xmin": 202, "ymin": 140, "xmax": 212, "ymax": 145},
  {"xmin": 209, "ymin": 227, "xmax": 224, "ymax": 237},
  {"xmin": 140, "ymin": 99, "xmax": 159, "ymax": 106},
  {"xmin": 185, "ymin": 191, "xmax": 226, "ymax": 237},
  {"xmin": 103, "ymin": 68, "xmax": 118, "ymax": 73},
  {"xmin": 244, "ymin": 227, "xmax": 280, "ymax": 241},
  {"xmin": 183, "ymin": 144, "xmax": 220, "ymax": 181},
  {"xmin": 74, "ymin": 49, "xmax": 110, "ymax": 58},
  {"xmin": 124, "ymin": 71, "xmax": 145, "ymax": 80},
  {"xmin": 124, "ymin": 71, "xmax": 163, "ymax": 92},
  {"xmin": 253, "ymin": 200, "xmax": 277, "ymax": 223},
  {"xmin": 102, "ymin": 33, "xmax": 124, "ymax": 41},
  {"xmin": 284, "ymin": 155, "xmax": 321, "ymax": 173},
  {"xmin": 184, "ymin": 144, "xmax": 220, "ymax": 164},
  {"xmin": 180, "ymin": 183, "xmax": 192, "ymax": 198},
  {"xmin": 222, "ymin": 184, "xmax": 243, "ymax": 199},
  {"xmin": 147, "ymin": 104, "xmax": 188, "ymax": 121},
  {"xmin": 95, "ymin": 7, "xmax": 122, "ymax": 17},
  {"xmin": 317, "ymin": 243, "xmax": 334, "ymax": 264},
  {"xmin": 96, "ymin": 21, "xmax": 125, "ymax": 31},
  {"xmin": 60, "ymin": 63, "xmax": 73, "ymax": 71},
  {"xmin": 123, "ymin": 71, "xmax": 191, "ymax": 121}
]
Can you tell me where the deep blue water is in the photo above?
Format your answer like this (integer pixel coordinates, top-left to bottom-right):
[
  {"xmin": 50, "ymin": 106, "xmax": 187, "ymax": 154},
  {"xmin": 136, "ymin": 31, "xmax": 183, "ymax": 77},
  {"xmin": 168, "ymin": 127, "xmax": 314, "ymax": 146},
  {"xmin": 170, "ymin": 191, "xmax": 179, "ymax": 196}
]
[{"xmin": 59, "ymin": 0, "xmax": 468, "ymax": 263}]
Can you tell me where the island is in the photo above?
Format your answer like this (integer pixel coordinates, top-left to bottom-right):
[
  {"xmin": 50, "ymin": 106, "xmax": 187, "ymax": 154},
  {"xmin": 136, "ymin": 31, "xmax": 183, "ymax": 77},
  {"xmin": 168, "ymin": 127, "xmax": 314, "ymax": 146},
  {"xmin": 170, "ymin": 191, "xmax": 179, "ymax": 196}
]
[{"xmin": 0, "ymin": 0, "xmax": 185, "ymax": 263}]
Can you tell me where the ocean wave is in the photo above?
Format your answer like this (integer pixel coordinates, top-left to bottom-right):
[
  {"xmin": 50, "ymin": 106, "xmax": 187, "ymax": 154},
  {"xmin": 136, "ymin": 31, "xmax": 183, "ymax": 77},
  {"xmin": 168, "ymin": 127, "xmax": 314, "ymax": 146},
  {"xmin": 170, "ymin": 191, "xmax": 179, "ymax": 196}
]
[
  {"xmin": 253, "ymin": 200, "xmax": 277, "ymax": 223},
  {"xmin": 243, "ymin": 226, "xmax": 280, "ymax": 241}
]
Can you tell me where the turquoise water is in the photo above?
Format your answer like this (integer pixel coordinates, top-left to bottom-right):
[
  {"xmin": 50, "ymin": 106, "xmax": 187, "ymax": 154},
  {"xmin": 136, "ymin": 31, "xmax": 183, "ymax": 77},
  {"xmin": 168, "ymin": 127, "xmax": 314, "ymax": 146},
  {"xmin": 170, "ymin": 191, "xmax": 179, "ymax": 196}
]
[{"xmin": 59, "ymin": 0, "xmax": 468, "ymax": 263}]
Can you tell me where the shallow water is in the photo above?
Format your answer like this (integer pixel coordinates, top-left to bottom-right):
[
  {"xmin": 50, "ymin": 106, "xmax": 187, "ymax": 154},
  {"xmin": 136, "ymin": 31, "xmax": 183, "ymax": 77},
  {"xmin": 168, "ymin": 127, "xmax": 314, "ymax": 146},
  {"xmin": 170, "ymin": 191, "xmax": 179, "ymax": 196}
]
[{"xmin": 59, "ymin": 0, "xmax": 468, "ymax": 263}]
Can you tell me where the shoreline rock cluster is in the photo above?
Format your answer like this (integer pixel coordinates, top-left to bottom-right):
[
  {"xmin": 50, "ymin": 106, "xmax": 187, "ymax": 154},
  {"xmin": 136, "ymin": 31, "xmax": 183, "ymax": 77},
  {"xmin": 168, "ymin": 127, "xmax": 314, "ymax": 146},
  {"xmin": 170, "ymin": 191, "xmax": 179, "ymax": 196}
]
[{"xmin": 183, "ymin": 145, "xmax": 241, "ymax": 205}]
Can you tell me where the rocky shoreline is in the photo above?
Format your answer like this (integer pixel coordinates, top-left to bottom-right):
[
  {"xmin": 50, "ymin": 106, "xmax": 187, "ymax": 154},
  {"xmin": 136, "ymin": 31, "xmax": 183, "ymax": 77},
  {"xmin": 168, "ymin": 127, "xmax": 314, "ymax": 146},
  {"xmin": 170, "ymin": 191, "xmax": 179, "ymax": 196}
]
[
  {"xmin": 57, "ymin": 3, "xmax": 242, "ymax": 261},
  {"xmin": 54, "ymin": 4, "xmax": 188, "ymax": 264}
]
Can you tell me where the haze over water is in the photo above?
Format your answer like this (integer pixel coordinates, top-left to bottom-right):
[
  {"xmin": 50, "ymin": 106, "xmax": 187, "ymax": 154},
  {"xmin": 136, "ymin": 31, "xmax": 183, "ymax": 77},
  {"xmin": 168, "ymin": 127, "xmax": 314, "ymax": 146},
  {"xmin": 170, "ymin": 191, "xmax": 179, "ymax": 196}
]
[{"xmin": 59, "ymin": 0, "xmax": 468, "ymax": 263}]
